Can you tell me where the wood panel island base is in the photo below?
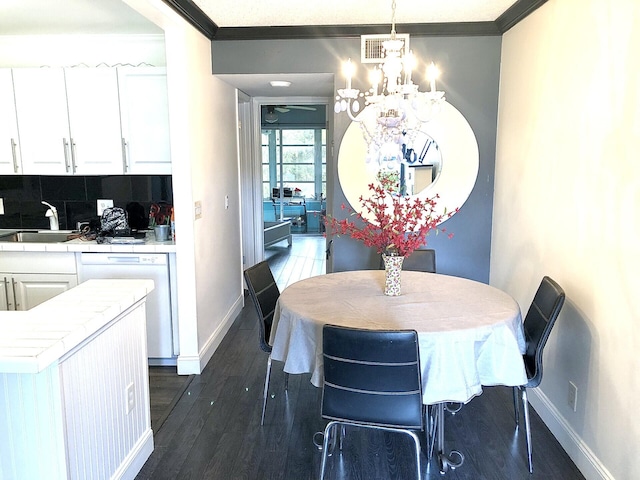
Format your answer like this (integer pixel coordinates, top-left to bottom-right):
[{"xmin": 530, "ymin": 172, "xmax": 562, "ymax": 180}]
[{"xmin": 0, "ymin": 279, "xmax": 155, "ymax": 480}]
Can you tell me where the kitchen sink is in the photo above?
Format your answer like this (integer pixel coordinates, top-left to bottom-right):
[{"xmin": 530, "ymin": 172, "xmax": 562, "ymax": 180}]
[{"xmin": 0, "ymin": 230, "xmax": 76, "ymax": 243}]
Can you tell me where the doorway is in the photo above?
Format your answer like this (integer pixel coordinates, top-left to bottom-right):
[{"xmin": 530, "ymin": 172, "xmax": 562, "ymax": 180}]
[
  {"xmin": 241, "ymin": 96, "xmax": 330, "ymax": 270},
  {"xmin": 260, "ymin": 104, "xmax": 326, "ymax": 235}
]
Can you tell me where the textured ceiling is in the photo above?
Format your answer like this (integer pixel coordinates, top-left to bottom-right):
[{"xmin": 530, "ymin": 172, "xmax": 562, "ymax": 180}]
[
  {"xmin": 197, "ymin": 0, "xmax": 519, "ymax": 28},
  {"xmin": 0, "ymin": 0, "xmax": 519, "ymax": 35}
]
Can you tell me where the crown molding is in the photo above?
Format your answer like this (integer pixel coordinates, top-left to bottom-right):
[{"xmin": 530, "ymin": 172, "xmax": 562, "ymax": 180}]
[
  {"xmin": 162, "ymin": 0, "xmax": 218, "ymax": 39},
  {"xmin": 163, "ymin": 0, "xmax": 548, "ymax": 41},
  {"xmin": 496, "ymin": 0, "xmax": 549, "ymax": 32},
  {"xmin": 212, "ymin": 22, "xmax": 502, "ymax": 41}
]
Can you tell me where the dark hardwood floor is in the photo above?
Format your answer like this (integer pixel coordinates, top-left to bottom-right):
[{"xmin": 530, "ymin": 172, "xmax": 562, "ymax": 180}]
[{"xmin": 137, "ymin": 234, "xmax": 584, "ymax": 479}]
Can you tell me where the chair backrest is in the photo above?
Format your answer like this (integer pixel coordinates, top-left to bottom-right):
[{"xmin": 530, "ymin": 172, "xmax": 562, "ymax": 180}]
[
  {"xmin": 523, "ymin": 276, "xmax": 565, "ymax": 387},
  {"xmin": 379, "ymin": 248, "xmax": 436, "ymax": 273},
  {"xmin": 244, "ymin": 261, "xmax": 280, "ymax": 353},
  {"xmin": 322, "ymin": 325, "xmax": 423, "ymax": 430}
]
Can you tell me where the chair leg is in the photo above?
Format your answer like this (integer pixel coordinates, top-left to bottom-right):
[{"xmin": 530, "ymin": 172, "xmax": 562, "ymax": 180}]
[
  {"xmin": 261, "ymin": 355, "xmax": 272, "ymax": 426},
  {"xmin": 319, "ymin": 421, "xmax": 337, "ymax": 480},
  {"xmin": 521, "ymin": 387, "xmax": 533, "ymax": 473},
  {"xmin": 513, "ymin": 386, "xmax": 520, "ymax": 426},
  {"xmin": 408, "ymin": 431, "xmax": 423, "ymax": 480}
]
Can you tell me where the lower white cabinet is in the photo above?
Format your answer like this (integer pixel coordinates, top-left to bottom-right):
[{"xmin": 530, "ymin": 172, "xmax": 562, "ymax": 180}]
[{"xmin": 0, "ymin": 252, "xmax": 78, "ymax": 311}]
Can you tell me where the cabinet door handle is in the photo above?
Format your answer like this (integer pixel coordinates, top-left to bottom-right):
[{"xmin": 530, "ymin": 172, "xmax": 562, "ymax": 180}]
[
  {"xmin": 2, "ymin": 277, "xmax": 12, "ymax": 310},
  {"xmin": 70, "ymin": 137, "xmax": 77, "ymax": 173},
  {"xmin": 11, "ymin": 278, "xmax": 19, "ymax": 310},
  {"xmin": 10, "ymin": 138, "xmax": 19, "ymax": 173},
  {"xmin": 121, "ymin": 137, "xmax": 129, "ymax": 173},
  {"xmin": 62, "ymin": 138, "xmax": 71, "ymax": 173}
]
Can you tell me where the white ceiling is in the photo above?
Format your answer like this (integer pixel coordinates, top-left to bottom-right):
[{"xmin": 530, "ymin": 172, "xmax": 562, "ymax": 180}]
[
  {"xmin": 0, "ymin": 0, "xmax": 519, "ymax": 34},
  {"xmin": 0, "ymin": 0, "xmax": 519, "ymax": 97},
  {"xmin": 199, "ymin": 0, "xmax": 518, "ymax": 27}
]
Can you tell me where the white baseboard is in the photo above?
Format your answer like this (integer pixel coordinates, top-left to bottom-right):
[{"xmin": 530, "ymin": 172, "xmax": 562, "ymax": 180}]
[
  {"xmin": 176, "ymin": 294, "xmax": 243, "ymax": 375},
  {"xmin": 113, "ymin": 428, "xmax": 154, "ymax": 480},
  {"xmin": 528, "ymin": 389, "xmax": 614, "ymax": 480}
]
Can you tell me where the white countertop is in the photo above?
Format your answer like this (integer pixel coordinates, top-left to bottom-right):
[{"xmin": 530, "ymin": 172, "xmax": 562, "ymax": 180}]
[
  {"xmin": 0, "ymin": 279, "xmax": 155, "ymax": 374},
  {"xmin": 0, "ymin": 230, "xmax": 176, "ymax": 253}
]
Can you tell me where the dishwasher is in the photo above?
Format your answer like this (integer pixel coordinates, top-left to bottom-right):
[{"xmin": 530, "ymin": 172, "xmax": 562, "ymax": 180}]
[{"xmin": 78, "ymin": 252, "xmax": 178, "ymax": 364}]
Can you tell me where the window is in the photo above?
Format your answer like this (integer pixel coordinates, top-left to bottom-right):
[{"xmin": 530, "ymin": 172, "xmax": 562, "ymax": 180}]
[{"xmin": 261, "ymin": 128, "xmax": 326, "ymax": 201}]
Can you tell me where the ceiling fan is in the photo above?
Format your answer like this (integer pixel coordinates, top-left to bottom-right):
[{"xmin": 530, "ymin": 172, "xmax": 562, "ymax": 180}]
[{"xmin": 273, "ymin": 105, "xmax": 317, "ymax": 113}]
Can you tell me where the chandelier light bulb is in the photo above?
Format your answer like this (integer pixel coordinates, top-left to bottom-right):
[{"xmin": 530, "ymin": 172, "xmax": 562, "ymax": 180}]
[
  {"xmin": 343, "ymin": 58, "xmax": 355, "ymax": 90},
  {"xmin": 403, "ymin": 50, "xmax": 416, "ymax": 84},
  {"xmin": 369, "ymin": 67, "xmax": 382, "ymax": 96},
  {"xmin": 426, "ymin": 62, "xmax": 441, "ymax": 92}
]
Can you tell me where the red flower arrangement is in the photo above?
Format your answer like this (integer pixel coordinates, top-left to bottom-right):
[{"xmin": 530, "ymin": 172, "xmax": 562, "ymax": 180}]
[{"xmin": 325, "ymin": 172, "xmax": 455, "ymax": 257}]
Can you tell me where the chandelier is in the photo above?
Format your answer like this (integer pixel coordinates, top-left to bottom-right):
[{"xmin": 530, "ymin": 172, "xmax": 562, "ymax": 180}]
[{"xmin": 334, "ymin": 0, "xmax": 445, "ymax": 170}]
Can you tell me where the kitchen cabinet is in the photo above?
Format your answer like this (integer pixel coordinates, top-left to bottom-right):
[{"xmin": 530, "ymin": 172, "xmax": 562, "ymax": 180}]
[
  {"xmin": 63, "ymin": 68, "xmax": 124, "ymax": 174},
  {"xmin": 118, "ymin": 67, "xmax": 172, "ymax": 174},
  {"xmin": 1, "ymin": 273, "xmax": 78, "ymax": 311},
  {"xmin": 0, "ymin": 252, "xmax": 77, "ymax": 311},
  {"xmin": 0, "ymin": 69, "xmax": 22, "ymax": 174},
  {"xmin": 12, "ymin": 68, "xmax": 123, "ymax": 175}
]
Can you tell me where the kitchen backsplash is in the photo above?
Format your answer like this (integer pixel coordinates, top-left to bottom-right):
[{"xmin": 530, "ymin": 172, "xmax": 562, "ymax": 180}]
[{"xmin": 0, "ymin": 175, "xmax": 172, "ymax": 231}]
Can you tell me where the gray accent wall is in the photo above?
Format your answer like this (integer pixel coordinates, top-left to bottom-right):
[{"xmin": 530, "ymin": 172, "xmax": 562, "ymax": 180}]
[{"xmin": 212, "ymin": 35, "xmax": 501, "ymax": 282}]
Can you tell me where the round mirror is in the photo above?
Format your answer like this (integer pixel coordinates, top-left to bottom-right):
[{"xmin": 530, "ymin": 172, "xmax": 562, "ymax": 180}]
[{"xmin": 337, "ymin": 101, "xmax": 479, "ymax": 225}]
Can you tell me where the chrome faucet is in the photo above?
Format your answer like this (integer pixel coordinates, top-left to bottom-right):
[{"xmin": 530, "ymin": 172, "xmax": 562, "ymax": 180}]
[{"xmin": 42, "ymin": 201, "xmax": 59, "ymax": 230}]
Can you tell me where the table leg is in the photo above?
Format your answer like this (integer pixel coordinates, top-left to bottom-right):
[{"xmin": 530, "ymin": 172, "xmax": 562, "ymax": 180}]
[{"xmin": 433, "ymin": 403, "xmax": 465, "ymax": 474}]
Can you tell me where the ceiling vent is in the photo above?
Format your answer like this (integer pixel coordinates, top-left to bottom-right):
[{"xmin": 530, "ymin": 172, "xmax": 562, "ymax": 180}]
[{"xmin": 361, "ymin": 34, "xmax": 410, "ymax": 64}]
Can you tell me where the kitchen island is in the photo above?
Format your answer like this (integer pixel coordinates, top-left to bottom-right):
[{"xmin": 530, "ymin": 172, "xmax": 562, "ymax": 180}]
[{"xmin": 0, "ymin": 279, "xmax": 155, "ymax": 480}]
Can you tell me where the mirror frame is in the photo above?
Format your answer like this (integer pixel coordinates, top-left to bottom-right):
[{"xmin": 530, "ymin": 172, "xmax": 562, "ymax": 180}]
[{"xmin": 337, "ymin": 101, "xmax": 479, "ymax": 225}]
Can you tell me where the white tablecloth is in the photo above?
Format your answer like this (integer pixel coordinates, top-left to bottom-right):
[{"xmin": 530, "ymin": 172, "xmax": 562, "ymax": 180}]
[{"xmin": 270, "ymin": 270, "xmax": 527, "ymax": 405}]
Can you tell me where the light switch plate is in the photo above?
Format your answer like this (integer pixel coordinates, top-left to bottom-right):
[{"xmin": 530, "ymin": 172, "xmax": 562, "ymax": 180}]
[
  {"xmin": 194, "ymin": 201, "xmax": 202, "ymax": 219},
  {"xmin": 97, "ymin": 199, "xmax": 114, "ymax": 216}
]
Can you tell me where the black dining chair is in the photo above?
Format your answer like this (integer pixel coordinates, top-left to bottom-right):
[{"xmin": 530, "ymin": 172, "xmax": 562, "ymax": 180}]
[
  {"xmin": 513, "ymin": 276, "xmax": 565, "ymax": 473},
  {"xmin": 319, "ymin": 325, "xmax": 425, "ymax": 480},
  {"xmin": 243, "ymin": 260, "xmax": 288, "ymax": 425},
  {"xmin": 379, "ymin": 248, "xmax": 436, "ymax": 273}
]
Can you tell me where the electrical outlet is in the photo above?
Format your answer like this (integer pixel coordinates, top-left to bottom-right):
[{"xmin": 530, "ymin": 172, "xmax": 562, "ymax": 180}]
[
  {"xmin": 0, "ymin": 198, "xmax": 4, "ymax": 215},
  {"xmin": 225, "ymin": 195, "xmax": 229, "ymax": 210},
  {"xmin": 194, "ymin": 200, "xmax": 202, "ymax": 219},
  {"xmin": 97, "ymin": 199, "xmax": 114, "ymax": 216},
  {"xmin": 126, "ymin": 382, "xmax": 135, "ymax": 414},
  {"xmin": 568, "ymin": 381, "xmax": 578, "ymax": 412}
]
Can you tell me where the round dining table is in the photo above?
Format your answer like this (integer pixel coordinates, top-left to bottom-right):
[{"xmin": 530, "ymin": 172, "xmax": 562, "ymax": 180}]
[{"xmin": 270, "ymin": 270, "xmax": 527, "ymax": 406}]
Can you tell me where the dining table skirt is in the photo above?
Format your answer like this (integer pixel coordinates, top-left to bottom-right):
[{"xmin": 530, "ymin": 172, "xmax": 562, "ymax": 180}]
[{"xmin": 270, "ymin": 270, "xmax": 528, "ymax": 405}]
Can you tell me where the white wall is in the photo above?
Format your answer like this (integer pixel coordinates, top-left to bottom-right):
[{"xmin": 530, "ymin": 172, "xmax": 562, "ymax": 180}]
[
  {"xmin": 124, "ymin": 0, "xmax": 244, "ymax": 374},
  {"xmin": 492, "ymin": 1, "xmax": 640, "ymax": 479}
]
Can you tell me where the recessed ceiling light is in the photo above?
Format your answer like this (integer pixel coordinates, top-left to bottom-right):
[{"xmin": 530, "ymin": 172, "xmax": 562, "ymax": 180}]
[{"xmin": 270, "ymin": 80, "xmax": 291, "ymax": 88}]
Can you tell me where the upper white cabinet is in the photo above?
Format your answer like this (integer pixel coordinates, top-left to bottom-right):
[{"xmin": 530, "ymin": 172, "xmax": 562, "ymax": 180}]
[
  {"xmin": 10, "ymin": 66, "xmax": 171, "ymax": 176},
  {"xmin": 0, "ymin": 69, "xmax": 22, "ymax": 175},
  {"xmin": 13, "ymin": 68, "xmax": 124, "ymax": 175},
  {"xmin": 118, "ymin": 67, "xmax": 172, "ymax": 174},
  {"xmin": 64, "ymin": 68, "xmax": 124, "ymax": 174},
  {"xmin": 12, "ymin": 68, "xmax": 72, "ymax": 175}
]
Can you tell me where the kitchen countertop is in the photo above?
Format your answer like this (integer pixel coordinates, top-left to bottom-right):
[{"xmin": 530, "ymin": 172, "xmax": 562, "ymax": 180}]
[
  {"xmin": 0, "ymin": 230, "xmax": 176, "ymax": 253},
  {"xmin": 0, "ymin": 278, "xmax": 155, "ymax": 374}
]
